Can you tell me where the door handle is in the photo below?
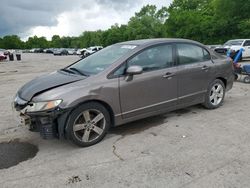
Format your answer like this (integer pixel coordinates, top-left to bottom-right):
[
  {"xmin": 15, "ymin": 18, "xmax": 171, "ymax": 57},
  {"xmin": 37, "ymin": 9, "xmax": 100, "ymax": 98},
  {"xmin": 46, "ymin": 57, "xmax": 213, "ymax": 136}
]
[
  {"xmin": 163, "ymin": 72, "xmax": 175, "ymax": 79},
  {"xmin": 201, "ymin": 66, "xmax": 209, "ymax": 71}
]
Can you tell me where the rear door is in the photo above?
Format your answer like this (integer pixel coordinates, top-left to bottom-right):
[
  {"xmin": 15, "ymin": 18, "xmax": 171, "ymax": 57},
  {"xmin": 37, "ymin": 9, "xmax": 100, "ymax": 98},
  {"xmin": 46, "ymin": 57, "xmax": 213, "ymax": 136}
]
[
  {"xmin": 118, "ymin": 44, "xmax": 178, "ymax": 119},
  {"xmin": 243, "ymin": 40, "xmax": 250, "ymax": 57},
  {"xmin": 175, "ymin": 43, "xmax": 214, "ymax": 105}
]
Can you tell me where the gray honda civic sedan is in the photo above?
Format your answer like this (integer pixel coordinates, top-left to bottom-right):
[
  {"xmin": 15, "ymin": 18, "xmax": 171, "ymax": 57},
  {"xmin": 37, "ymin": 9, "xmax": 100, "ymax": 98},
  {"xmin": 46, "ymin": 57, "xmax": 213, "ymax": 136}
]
[{"xmin": 13, "ymin": 39, "xmax": 234, "ymax": 147}]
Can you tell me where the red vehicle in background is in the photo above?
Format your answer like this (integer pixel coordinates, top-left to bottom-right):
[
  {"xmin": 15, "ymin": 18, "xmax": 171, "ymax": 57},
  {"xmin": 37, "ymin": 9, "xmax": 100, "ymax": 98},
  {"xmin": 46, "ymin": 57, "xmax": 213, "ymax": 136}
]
[{"xmin": 0, "ymin": 51, "xmax": 7, "ymax": 61}]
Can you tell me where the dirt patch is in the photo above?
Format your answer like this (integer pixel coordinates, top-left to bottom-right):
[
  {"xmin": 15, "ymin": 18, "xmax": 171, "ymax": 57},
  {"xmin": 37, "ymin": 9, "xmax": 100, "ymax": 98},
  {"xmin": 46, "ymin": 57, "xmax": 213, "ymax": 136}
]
[
  {"xmin": 0, "ymin": 140, "xmax": 38, "ymax": 169},
  {"xmin": 66, "ymin": 176, "xmax": 82, "ymax": 184}
]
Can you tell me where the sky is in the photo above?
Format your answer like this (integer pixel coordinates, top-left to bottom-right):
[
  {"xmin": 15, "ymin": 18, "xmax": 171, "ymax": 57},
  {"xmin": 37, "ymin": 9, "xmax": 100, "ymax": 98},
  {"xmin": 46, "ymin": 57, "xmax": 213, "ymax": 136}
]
[{"xmin": 0, "ymin": 0, "xmax": 172, "ymax": 40}]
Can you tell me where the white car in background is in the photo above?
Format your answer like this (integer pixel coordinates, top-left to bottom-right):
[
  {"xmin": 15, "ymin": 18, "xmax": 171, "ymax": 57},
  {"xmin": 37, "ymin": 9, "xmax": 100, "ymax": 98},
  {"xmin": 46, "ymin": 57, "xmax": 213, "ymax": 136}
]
[
  {"xmin": 67, "ymin": 49, "xmax": 77, "ymax": 55},
  {"xmin": 84, "ymin": 46, "xmax": 103, "ymax": 57},
  {"xmin": 76, "ymin": 48, "xmax": 87, "ymax": 55},
  {"xmin": 214, "ymin": 39, "xmax": 250, "ymax": 60}
]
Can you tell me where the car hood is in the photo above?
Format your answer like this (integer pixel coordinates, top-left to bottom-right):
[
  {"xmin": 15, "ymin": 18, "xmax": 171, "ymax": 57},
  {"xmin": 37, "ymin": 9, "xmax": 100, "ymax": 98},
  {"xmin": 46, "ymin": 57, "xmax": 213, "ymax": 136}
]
[
  {"xmin": 220, "ymin": 45, "xmax": 242, "ymax": 49},
  {"xmin": 18, "ymin": 70, "xmax": 86, "ymax": 101},
  {"xmin": 229, "ymin": 45, "xmax": 243, "ymax": 50}
]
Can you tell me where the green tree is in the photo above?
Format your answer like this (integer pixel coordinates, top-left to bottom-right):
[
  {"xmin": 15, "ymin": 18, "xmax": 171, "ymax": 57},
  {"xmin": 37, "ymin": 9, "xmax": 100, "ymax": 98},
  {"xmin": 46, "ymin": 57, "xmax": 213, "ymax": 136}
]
[
  {"xmin": 51, "ymin": 35, "xmax": 61, "ymax": 47},
  {"xmin": 25, "ymin": 36, "xmax": 49, "ymax": 49},
  {"xmin": 102, "ymin": 24, "xmax": 127, "ymax": 46},
  {"xmin": 1, "ymin": 35, "xmax": 23, "ymax": 49},
  {"xmin": 126, "ymin": 5, "xmax": 167, "ymax": 40},
  {"xmin": 0, "ymin": 37, "xmax": 3, "ymax": 49},
  {"xmin": 60, "ymin": 36, "xmax": 72, "ymax": 48},
  {"xmin": 71, "ymin": 37, "xmax": 82, "ymax": 48},
  {"xmin": 165, "ymin": 0, "xmax": 250, "ymax": 44}
]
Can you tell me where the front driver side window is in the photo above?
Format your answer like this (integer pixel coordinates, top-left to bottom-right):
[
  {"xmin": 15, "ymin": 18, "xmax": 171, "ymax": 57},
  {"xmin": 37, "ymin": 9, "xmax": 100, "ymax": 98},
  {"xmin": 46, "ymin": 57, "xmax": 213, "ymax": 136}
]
[{"xmin": 127, "ymin": 44, "xmax": 173, "ymax": 72}]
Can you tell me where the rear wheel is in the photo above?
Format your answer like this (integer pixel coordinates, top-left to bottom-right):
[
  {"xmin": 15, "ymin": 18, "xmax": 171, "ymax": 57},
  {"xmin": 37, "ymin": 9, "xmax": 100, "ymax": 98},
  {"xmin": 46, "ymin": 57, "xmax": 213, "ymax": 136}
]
[
  {"xmin": 66, "ymin": 102, "xmax": 111, "ymax": 147},
  {"xmin": 244, "ymin": 76, "xmax": 250, "ymax": 83},
  {"xmin": 203, "ymin": 79, "xmax": 225, "ymax": 109},
  {"xmin": 234, "ymin": 74, "xmax": 238, "ymax": 81}
]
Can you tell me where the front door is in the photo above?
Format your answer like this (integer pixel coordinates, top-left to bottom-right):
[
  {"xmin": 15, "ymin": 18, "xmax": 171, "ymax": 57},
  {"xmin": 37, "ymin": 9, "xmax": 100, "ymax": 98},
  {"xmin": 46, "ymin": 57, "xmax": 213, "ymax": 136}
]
[{"xmin": 119, "ymin": 44, "xmax": 178, "ymax": 119}]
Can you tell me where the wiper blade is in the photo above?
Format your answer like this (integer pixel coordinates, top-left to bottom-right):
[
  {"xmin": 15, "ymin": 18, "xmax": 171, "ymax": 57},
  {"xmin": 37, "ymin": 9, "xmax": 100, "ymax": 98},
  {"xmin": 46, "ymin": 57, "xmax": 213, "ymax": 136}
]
[
  {"xmin": 60, "ymin": 68, "xmax": 75, "ymax": 74},
  {"xmin": 69, "ymin": 67, "xmax": 89, "ymax": 76}
]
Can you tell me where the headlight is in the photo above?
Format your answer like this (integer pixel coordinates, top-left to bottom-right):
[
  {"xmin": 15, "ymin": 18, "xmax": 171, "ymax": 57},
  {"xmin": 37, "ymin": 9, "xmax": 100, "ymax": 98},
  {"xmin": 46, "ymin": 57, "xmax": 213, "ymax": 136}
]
[{"xmin": 25, "ymin": 100, "xmax": 62, "ymax": 112}]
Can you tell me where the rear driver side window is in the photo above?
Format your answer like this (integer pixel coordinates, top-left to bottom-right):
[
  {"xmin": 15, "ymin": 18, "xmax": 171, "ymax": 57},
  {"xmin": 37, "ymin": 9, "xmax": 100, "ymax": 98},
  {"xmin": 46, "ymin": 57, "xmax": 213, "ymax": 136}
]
[{"xmin": 177, "ymin": 44, "xmax": 210, "ymax": 65}]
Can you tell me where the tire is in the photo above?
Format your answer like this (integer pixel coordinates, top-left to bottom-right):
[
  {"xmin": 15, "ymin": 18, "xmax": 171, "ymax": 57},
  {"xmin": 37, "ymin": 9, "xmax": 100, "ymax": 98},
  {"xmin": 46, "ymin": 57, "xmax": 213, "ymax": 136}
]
[
  {"xmin": 203, "ymin": 79, "xmax": 225, "ymax": 109},
  {"xmin": 234, "ymin": 74, "xmax": 238, "ymax": 81},
  {"xmin": 244, "ymin": 76, "xmax": 250, "ymax": 83},
  {"xmin": 66, "ymin": 102, "xmax": 111, "ymax": 147}
]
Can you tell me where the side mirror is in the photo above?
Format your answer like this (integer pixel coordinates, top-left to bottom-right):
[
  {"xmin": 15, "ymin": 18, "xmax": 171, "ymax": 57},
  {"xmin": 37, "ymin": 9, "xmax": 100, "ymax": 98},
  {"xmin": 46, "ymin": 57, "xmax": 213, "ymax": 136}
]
[{"xmin": 126, "ymin": 65, "xmax": 143, "ymax": 75}]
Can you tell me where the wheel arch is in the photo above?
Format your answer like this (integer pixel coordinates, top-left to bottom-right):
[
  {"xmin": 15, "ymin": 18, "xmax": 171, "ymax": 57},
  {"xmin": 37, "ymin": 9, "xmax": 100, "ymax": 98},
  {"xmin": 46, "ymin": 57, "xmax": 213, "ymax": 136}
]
[
  {"xmin": 82, "ymin": 99, "xmax": 115, "ymax": 127},
  {"xmin": 58, "ymin": 99, "xmax": 115, "ymax": 139},
  {"xmin": 216, "ymin": 77, "xmax": 227, "ymax": 88}
]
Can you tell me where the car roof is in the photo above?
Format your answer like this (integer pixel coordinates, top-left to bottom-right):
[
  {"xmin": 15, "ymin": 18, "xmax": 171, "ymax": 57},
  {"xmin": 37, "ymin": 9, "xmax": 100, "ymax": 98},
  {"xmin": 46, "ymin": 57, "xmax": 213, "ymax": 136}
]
[
  {"xmin": 118, "ymin": 38, "xmax": 203, "ymax": 46},
  {"xmin": 228, "ymin": 39, "xmax": 250, "ymax": 41}
]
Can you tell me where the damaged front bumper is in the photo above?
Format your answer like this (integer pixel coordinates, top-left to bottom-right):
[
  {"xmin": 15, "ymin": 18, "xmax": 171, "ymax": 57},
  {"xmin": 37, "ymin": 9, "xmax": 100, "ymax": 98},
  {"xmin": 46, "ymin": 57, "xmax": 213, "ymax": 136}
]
[{"xmin": 13, "ymin": 97, "xmax": 70, "ymax": 139}]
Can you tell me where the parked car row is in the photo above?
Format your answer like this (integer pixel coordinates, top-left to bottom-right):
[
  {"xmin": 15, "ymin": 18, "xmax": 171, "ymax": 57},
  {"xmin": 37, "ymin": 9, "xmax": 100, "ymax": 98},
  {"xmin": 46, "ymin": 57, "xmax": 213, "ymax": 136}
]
[
  {"xmin": 24, "ymin": 48, "xmax": 75, "ymax": 55},
  {"xmin": 0, "ymin": 49, "xmax": 18, "ymax": 61},
  {"xmin": 0, "ymin": 49, "xmax": 16, "ymax": 56},
  {"xmin": 24, "ymin": 46, "xmax": 103, "ymax": 57}
]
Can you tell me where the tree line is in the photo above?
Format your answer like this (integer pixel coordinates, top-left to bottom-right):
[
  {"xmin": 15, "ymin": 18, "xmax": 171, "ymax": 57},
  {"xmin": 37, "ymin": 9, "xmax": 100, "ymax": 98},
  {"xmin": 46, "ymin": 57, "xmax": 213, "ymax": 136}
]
[{"xmin": 0, "ymin": 0, "xmax": 250, "ymax": 49}]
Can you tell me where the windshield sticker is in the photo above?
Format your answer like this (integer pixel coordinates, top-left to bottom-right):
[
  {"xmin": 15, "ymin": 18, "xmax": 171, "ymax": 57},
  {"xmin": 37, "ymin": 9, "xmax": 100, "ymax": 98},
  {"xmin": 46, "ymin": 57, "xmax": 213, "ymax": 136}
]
[{"xmin": 121, "ymin": 45, "xmax": 137, "ymax": 49}]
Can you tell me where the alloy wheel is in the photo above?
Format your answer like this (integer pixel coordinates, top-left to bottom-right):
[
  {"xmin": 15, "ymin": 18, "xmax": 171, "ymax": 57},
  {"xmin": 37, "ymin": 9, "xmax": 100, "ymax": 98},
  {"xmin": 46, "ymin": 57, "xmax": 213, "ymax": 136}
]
[
  {"xmin": 244, "ymin": 76, "xmax": 250, "ymax": 83},
  {"xmin": 73, "ymin": 109, "xmax": 106, "ymax": 143},
  {"xmin": 209, "ymin": 83, "xmax": 224, "ymax": 106}
]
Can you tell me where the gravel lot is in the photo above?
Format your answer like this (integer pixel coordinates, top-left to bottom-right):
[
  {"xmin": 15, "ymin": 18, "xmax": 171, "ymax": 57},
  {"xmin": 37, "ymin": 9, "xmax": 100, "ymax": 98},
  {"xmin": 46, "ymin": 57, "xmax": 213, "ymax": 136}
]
[{"xmin": 0, "ymin": 53, "xmax": 250, "ymax": 188}]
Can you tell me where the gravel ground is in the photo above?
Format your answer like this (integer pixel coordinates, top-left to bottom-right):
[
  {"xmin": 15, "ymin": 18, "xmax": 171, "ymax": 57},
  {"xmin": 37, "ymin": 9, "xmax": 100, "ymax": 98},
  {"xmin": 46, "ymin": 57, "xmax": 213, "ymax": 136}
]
[{"xmin": 0, "ymin": 53, "xmax": 249, "ymax": 188}]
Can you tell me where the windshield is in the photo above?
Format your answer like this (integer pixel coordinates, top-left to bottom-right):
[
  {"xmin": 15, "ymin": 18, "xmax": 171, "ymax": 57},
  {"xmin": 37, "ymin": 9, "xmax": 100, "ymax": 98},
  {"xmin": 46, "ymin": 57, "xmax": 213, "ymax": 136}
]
[
  {"xmin": 69, "ymin": 44, "xmax": 137, "ymax": 75},
  {"xmin": 224, "ymin": 40, "xmax": 244, "ymax": 46}
]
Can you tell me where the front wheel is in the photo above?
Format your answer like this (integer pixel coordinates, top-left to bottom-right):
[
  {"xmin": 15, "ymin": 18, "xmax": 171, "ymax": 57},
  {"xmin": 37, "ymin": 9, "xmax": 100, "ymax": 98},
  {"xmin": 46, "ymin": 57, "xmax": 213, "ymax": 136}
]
[
  {"xmin": 66, "ymin": 102, "xmax": 111, "ymax": 147},
  {"xmin": 203, "ymin": 79, "xmax": 225, "ymax": 109}
]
